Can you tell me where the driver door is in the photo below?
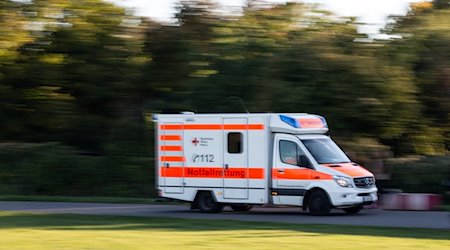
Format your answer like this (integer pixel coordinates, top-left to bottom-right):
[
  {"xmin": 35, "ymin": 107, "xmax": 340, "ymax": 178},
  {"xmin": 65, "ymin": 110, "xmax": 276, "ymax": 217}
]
[{"xmin": 272, "ymin": 134, "xmax": 312, "ymax": 206}]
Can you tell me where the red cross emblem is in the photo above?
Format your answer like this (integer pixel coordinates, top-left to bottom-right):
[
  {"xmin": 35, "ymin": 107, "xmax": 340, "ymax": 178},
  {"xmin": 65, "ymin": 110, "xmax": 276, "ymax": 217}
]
[{"xmin": 192, "ymin": 137, "xmax": 199, "ymax": 146}]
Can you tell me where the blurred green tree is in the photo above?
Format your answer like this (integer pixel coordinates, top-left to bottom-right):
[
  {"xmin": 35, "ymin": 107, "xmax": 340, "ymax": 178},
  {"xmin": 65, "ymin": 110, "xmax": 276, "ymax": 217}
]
[
  {"xmin": 383, "ymin": 0, "xmax": 449, "ymax": 154},
  {"xmin": 0, "ymin": 0, "xmax": 448, "ymax": 197}
]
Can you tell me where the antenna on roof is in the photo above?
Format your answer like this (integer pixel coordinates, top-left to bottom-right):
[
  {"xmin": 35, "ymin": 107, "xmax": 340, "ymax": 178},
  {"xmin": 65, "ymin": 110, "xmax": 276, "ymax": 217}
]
[{"xmin": 228, "ymin": 96, "xmax": 249, "ymax": 114}]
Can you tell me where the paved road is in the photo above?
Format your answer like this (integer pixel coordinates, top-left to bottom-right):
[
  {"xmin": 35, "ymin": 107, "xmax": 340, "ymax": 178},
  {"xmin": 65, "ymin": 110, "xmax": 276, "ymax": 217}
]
[{"xmin": 0, "ymin": 201, "xmax": 448, "ymax": 229}]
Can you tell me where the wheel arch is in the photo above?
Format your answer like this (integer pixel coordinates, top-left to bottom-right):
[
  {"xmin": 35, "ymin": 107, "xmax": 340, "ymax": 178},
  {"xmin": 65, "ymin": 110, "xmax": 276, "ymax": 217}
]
[
  {"xmin": 302, "ymin": 187, "xmax": 332, "ymax": 211},
  {"xmin": 191, "ymin": 190, "xmax": 218, "ymax": 209}
]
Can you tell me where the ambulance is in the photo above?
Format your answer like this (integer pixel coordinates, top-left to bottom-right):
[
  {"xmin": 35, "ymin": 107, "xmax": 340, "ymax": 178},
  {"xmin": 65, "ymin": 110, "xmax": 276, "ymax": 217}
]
[{"xmin": 154, "ymin": 113, "xmax": 377, "ymax": 215}]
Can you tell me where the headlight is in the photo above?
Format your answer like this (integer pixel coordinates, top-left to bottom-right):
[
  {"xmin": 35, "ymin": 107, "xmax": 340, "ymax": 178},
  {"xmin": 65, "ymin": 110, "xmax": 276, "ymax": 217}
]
[{"xmin": 334, "ymin": 176, "xmax": 353, "ymax": 188}]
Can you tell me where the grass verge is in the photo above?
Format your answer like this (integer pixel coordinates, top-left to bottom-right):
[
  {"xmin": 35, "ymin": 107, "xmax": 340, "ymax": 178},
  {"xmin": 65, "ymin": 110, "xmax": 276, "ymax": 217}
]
[{"xmin": 0, "ymin": 212, "xmax": 448, "ymax": 250}]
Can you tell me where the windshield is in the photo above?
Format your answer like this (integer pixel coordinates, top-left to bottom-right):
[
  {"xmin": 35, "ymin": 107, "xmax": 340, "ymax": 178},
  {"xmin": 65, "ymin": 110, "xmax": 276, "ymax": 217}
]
[{"xmin": 301, "ymin": 138, "xmax": 350, "ymax": 164}]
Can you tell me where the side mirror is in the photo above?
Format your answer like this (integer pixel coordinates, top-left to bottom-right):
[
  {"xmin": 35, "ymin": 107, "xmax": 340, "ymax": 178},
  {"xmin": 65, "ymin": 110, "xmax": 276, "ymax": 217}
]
[{"xmin": 298, "ymin": 155, "xmax": 310, "ymax": 168}]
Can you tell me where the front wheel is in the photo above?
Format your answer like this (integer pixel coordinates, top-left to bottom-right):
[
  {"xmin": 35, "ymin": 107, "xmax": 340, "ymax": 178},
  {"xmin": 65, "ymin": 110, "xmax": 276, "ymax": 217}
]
[
  {"xmin": 197, "ymin": 192, "xmax": 224, "ymax": 213},
  {"xmin": 308, "ymin": 190, "xmax": 332, "ymax": 216},
  {"xmin": 343, "ymin": 206, "xmax": 363, "ymax": 214}
]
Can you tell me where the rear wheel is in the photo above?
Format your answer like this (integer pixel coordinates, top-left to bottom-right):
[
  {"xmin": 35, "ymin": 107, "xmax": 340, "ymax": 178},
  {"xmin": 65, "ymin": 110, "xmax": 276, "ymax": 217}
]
[
  {"xmin": 343, "ymin": 206, "xmax": 363, "ymax": 214},
  {"xmin": 230, "ymin": 205, "xmax": 253, "ymax": 212},
  {"xmin": 308, "ymin": 190, "xmax": 332, "ymax": 216},
  {"xmin": 198, "ymin": 192, "xmax": 224, "ymax": 213}
]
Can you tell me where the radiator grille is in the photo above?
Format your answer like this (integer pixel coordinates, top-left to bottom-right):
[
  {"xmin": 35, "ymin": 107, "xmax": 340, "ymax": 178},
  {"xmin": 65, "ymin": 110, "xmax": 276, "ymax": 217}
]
[{"xmin": 353, "ymin": 177, "xmax": 375, "ymax": 188}]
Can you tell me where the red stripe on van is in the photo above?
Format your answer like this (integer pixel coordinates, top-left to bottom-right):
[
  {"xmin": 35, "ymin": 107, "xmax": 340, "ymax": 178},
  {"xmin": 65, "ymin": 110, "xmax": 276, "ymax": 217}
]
[
  {"xmin": 184, "ymin": 124, "xmax": 223, "ymax": 130},
  {"xmin": 160, "ymin": 146, "xmax": 183, "ymax": 151},
  {"xmin": 248, "ymin": 124, "xmax": 265, "ymax": 130},
  {"xmin": 160, "ymin": 124, "xmax": 184, "ymax": 130},
  {"xmin": 224, "ymin": 124, "xmax": 266, "ymax": 130},
  {"xmin": 272, "ymin": 168, "xmax": 332, "ymax": 180},
  {"xmin": 160, "ymin": 135, "xmax": 181, "ymax": 141},
  {"xmin": 160, "ymin": 167, "xmax": 184, "ymax": 177},
  {"xmin": 160, "ymin": 156, "xmax": 185, "ymax": 162},
  {"xmin": 160, "ymin": 124, "xmax": 264, "ymax": 130}
]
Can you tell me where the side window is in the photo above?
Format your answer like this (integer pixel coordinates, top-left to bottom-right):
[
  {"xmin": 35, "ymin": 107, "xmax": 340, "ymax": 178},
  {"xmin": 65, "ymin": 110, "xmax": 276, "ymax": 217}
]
[
  {"xmin": 279, "ymin": 140, "xmax": 304, "ymax": 166},
  {"xmin": 228, "ymin": 132, "xmax": 243, "ymax": 153}
]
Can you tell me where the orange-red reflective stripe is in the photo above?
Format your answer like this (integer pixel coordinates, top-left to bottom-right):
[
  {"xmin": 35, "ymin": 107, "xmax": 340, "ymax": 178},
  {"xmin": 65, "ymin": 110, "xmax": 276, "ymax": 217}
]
[
  {"xmin": 248, "ymin": 168, "xmax": 265, "ymax": 179},
  {"xmin": 248, "ymin": 124, "xmax": 265, "ymax": 130},
  {"xmin": 161, "ymin": 167, "xmax": 184, "ymax": 177},
  {"xmin": 160, "ymin": 156, "xmax": 185, "ymax": 162},
  {"xmin": 223, "ymin": 124, "xmax": 265, "ymax": 130},
  {"xmin": 272, "ymin": 168, "xmax": 309, "ymax": 180},
  {"xmin": 309, "ymin": 171, "xmax": 333, "ymax": 180},
  {"xmin": 224, "ymin": 124, "xmax": 248, "ymax": 130},
  {"xmin": 160, "ymin": 145, "xmax": 182, "ymax": 151},
  {"xmin": 159, "ymin": 124, "xmax": 264, "ymax": 130},
  {"xmin": 160, "ymin": 135, "xmax": 182, "ymax": 141},
  {"xmin": 184, "ymin": 124, "xmax": 223, "ymax": 130},
  {"xmin": 272, "ymin": 168, "xmax": 332, "ymax": 180},
  {"xmin": 160, "ymin": 124, "xmax": 183, "ymax": 130}
]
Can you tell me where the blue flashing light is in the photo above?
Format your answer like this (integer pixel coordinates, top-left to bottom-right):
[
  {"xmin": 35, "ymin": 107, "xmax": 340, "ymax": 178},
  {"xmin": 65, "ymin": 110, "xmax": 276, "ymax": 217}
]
[{"xmin": 280, "ymin": 115, "xmax": 300, "ymax": 128}]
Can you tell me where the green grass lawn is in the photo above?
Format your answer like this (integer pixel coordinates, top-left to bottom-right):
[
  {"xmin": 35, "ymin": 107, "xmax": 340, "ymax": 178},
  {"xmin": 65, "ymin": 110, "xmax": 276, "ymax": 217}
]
[{"xmin": 0, "ymin": 212, "xmax": 448, "ymax": 250}]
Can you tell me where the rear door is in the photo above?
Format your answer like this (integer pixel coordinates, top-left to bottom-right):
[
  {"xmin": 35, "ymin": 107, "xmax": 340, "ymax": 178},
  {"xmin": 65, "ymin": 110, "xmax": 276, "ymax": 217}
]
[
  {"xmin": 160, "ymin": 122, "xmax": 184, "ymax": 194},
  {"xmin": 223, "ymin": 118, "xmax": 249, "ymax": 199}
]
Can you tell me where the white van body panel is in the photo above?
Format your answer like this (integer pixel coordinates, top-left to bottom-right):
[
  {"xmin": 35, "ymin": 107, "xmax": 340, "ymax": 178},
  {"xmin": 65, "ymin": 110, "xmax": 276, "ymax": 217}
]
[{"xmin": 155, "ymin": 113, "xmax": 378, "ymax": 208}]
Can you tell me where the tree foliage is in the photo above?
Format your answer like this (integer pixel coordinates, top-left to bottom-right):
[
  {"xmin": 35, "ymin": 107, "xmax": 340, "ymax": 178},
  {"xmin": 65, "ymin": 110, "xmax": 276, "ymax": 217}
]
[
  {"xmin": 1, "ymin": 0, "xmax": 448, "ymax": 154},
  {"xmin": 0, "ymin": 0, "xmax": 448, "ymax": 196},
  {"xmin": 383, "ymin": 0, "xmax": 450, "ymax": 154}
]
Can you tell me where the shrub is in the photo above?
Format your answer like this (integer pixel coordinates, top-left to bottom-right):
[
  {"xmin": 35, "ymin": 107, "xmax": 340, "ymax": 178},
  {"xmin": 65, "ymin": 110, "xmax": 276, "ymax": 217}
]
[
  {"xmin": 0, "ymin": 143, "xmax": 155, "ymax": 197},
  {"xmin": 387, "ymin": 156, "xmax": 449, "ymax": 200}
]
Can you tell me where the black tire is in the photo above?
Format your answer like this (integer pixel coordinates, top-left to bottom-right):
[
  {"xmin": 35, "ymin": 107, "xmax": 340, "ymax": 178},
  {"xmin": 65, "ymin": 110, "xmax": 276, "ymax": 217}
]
[
  {"xmin": 197, "ymin": 192, "xmax": 224, "ymax": 213},
  {"xmin": 230, "ymin": 205, "xmax": 253, "ymax": 212},
  {"xmin": 308, "ymin": 190, "xmax": 332, "ymax": 216},
  {"xmin": 343, "ymin": 206, "xmax": 363, "ymax": 214}
]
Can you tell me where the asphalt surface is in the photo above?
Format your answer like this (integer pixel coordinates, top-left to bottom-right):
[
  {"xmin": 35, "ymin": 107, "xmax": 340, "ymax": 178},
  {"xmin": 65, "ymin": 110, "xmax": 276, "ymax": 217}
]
[{"xmin": 0, "ymin": 201, "xmax": 449, "ymax": 229}]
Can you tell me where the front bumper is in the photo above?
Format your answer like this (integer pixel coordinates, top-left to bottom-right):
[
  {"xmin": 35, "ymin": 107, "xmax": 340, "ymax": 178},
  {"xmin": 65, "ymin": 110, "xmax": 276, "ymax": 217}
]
[{"xmin": 328, "ymin": 188, "xmax": 378, "ymax": 207}]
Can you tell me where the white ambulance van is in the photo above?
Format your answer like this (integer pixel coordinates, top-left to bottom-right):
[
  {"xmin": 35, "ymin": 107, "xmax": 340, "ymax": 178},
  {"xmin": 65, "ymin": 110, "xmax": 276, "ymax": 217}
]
[{"xmin": 154, "ymin": 113, "xmax": 377, "ymax": 215}]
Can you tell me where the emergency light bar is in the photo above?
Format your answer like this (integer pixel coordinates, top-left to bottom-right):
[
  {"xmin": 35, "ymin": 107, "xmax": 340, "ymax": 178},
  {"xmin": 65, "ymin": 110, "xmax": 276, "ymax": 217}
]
[{"xmin": 279, "ymin": 114, "xmax": 327, "ymax": 129}]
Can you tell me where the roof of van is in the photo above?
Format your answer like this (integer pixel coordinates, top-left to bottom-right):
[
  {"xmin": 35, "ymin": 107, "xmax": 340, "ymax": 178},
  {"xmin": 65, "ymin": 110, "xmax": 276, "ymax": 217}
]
[{"xmin": 154, "ymin": 113, "xmax": 329, "ymax": 134}]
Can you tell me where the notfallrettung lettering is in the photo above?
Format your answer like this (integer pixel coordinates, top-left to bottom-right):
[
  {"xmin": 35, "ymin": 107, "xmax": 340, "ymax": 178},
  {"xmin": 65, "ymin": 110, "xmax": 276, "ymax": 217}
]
[{"xmin": 186, "ymin": 168, "xmax": 246, "ymax": 178}]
